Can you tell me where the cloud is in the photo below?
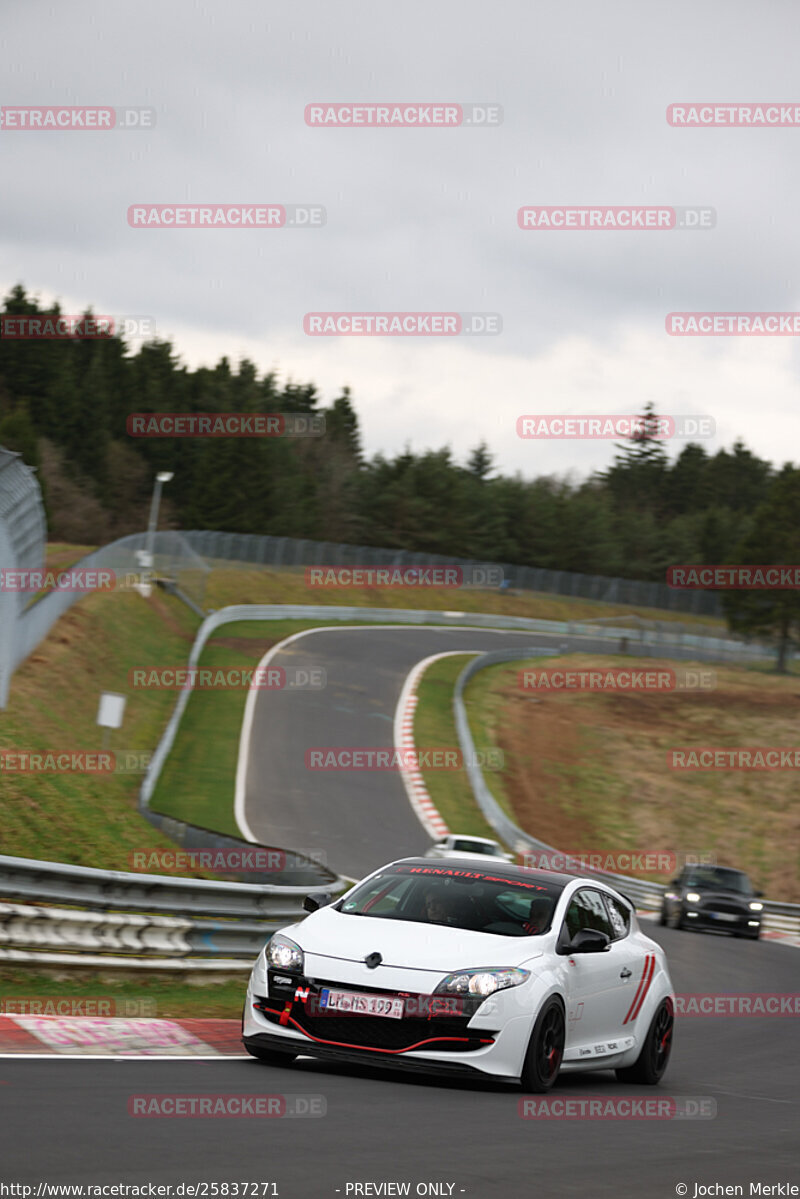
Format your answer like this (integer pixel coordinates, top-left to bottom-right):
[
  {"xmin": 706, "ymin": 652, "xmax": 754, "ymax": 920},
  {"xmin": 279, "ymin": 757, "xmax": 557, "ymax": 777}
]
[{"xmin": 2, "ymin": 0, "xmax": 799, "ymax": 477}]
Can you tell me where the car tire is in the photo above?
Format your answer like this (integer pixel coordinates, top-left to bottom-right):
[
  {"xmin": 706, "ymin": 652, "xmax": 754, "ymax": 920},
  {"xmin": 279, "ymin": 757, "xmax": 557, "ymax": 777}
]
[
  {"xmin": 244, "ymin": 1041, "xmax": 298, "ymax": 1066},
  {"xmin": 668, "ymin": 907, "xmax": 685, "ymax": 931},
  {"xmin": 615, "ymin": 997, "xmax": 674, "ymax": 1086},
  {"xmin": 520, "ymin": 998, "xmax": 565, "ymax": 1093},
  {"xmin": 658, "ymin": 907, "xmax": 668, "ymax": 927}
]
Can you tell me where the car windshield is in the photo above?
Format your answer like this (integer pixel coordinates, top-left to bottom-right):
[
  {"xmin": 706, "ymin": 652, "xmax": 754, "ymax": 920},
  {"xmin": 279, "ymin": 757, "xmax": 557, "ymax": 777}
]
[
  {"xmin": 451, "ymin": 839, "xmax": 503, "ymax": 855},
  {"xmin": 336, "ymin": 865, "xmax": 564, "ymax": 937},
  {"xmin": 685, "ymin": 867, "xmax": 753, "ymax": 894}
]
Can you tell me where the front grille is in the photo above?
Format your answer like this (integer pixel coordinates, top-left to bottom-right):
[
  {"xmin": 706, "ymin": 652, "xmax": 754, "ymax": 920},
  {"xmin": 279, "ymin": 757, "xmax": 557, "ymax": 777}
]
[
  {"xmin": 258, "ymin": 977, "xmax": 495, "ymax": 1053},
  {"xmin": 257, "ymin": 1005, "xmax": 494, "ymax": 1052},
  {"xmin": 700, "ymin": 902, "xmax": 746, "ymax": 916}
]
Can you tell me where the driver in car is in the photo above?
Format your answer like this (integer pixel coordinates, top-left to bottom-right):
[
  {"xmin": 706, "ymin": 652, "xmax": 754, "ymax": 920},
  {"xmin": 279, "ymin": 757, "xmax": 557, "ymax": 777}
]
[
  {"xmin": 522, "ymin": 896, "xmax": 553, "ymax": 935},
  {"xmin": 424, "ymin": 889, "xmax": 459, "ymax": 925}
]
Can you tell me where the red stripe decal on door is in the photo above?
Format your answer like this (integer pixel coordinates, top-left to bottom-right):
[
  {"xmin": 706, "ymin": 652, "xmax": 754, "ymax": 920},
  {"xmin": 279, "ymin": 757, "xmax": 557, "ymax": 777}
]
[
  {"xmin": 623, "ymin": 954, "xmax": 652, "ymax": 1026},
  {"xmin": 624, "ymin": 954, "xmax": 655, "ymax": 1026}
]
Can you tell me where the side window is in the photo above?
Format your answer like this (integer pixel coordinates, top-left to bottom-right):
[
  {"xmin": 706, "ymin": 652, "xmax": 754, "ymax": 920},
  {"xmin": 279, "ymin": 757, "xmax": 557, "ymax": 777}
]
[
  {"xmin": 602, "ymin": 893, "xmax": 631, "ymax": 940},
  {"xmin": 564, "ymin": 889, "xmax": 615, "ymax": 940}
]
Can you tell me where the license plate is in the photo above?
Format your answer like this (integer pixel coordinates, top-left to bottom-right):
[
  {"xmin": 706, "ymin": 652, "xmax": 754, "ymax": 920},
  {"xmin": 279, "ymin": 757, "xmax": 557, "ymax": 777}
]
[
  {"xmin": 319, "ymin": 988, "xmax": 404, "ymax": 1019},
  {"xmin": 709, "ymin": 912, "xmax": 737, "ymax": 921}
]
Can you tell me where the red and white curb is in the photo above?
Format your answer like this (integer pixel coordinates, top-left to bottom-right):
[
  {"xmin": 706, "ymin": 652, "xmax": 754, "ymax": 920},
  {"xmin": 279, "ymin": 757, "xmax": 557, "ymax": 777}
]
[
  {"xmin": 0, "ymin": 1014, "xmax": 245, "ymax": 1057},
  {"xmin": 393, "ymin": 651, "xmax": 476, "ymax": 840}
]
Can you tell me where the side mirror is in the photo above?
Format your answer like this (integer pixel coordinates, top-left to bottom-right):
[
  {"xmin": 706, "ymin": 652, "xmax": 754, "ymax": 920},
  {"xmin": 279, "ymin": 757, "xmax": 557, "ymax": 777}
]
[
  {"xmin": 303, "ymin": 891, "xmax": 332, "ymax": 913},
  {"xmin": 671, "ymin": 877, "xmax": 682, "ymax": 886},
  {"xmin": 755, "ymin": 889, "xmax": 764, "ymax": 898},
  {"xmin": 567, "ymin": 928, "xmax": 611, "ymax": 954}
]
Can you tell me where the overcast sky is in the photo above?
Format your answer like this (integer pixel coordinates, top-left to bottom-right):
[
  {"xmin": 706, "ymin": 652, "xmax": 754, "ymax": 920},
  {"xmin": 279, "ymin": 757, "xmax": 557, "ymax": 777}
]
[{"xmin": 2, "ymin": 0, "xmax": 799, "ymax": 480}]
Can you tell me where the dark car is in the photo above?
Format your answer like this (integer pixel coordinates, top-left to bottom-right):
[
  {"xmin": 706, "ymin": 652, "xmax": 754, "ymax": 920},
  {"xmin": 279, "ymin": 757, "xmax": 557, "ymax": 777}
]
[{"xmin": 660, "ymin": 865, "xmax": 763, "ymax": 939}]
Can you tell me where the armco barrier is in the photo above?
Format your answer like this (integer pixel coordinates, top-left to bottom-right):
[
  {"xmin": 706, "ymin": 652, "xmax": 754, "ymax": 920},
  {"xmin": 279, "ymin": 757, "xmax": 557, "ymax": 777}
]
[
  {"xmin": 0, "ymin": 854, "xmax": 343, "ymax": 970},
  {"xmin": 0, "ymin": 901, "xmax": 285, "ymax": 962},
  {"xmin": 0, "ymin": 853, "xmax": 335, "ymax": 919},
  {"xmin": 138, "ymin": 810, "xmax": 339, "ymax": 888},
  {"xmin": 140, "ymin": 602, "xmax": 776, "ymax": 839},
  {"xmin": 6, "ymin": 523, "xmax": 789, "ymax": 708},
  {"xmin": 138, "ymin": 604, "xmax": 776, "ymax": 866},
  {"xmin": 451, "ymin": 648, "xmax": 800, "ymax": 937}
]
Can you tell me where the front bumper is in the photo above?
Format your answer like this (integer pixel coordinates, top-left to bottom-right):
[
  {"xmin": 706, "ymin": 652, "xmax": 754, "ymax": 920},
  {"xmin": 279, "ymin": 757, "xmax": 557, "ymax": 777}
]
[
  {"xmin": 683, "ymin": 905, "xmax": 761, "ymax": 935},
  {"xmin": 242, "ymin": 1029, "xmax": 517, "ymax": 1082},
  {"xmin": 242, "ymin": 966, "xmax": 535, "ymax": 1081}
]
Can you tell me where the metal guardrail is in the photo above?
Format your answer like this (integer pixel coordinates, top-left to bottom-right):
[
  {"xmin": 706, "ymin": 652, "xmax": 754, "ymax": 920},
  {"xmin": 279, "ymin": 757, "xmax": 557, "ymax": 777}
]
[
  {"xmin": 0, "ymin": 902, "xmax": 281, "ymax": 962},
  {"xmin": 1, "ymin": 531, "xmax": 210, "ymax": 708},
  {"xmin": 0, "ymin": 854, "xmax": 337, "ymax": 970},
  {"xmin": 3, "ymin": 613, "xmax": 795, "ymax": 971},
  {"xmin": 6, "ymin": 521, "xmax": 790, "ymax": 707},
  {"xmin": 140, "ymin": 604, "xmax": 777, "ymax": 857},
  {"xmin": 452, "ymin": 648, "xmax": 800, "ymax": 936},
  {"xmin": 0, "ymin": 854, "xmax": 328, "ymax": 919}
]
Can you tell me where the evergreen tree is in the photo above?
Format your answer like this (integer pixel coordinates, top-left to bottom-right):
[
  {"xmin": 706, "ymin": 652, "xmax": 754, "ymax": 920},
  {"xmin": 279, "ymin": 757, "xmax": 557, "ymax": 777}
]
[{"xmin": 722, "ymin": 467, "xmax": 800, "ymax": 672}]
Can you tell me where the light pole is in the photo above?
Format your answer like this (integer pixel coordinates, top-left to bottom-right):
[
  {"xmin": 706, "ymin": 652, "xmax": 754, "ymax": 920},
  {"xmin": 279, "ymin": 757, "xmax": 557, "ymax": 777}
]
[
  {"xmin": 136, "ymin": 471, "xmax": 173, "ymax": 596},
  {"xmin": 145, "ymin": 471, "xmax": 174, "ymax": 562}
]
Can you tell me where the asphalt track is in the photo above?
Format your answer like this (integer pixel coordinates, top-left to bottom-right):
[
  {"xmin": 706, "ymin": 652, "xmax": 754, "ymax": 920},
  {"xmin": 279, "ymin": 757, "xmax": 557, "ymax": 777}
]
[
  {"xmin": 3, "ymin": 626, "xmax": 798, "ymax": 1196},
  {"xmin": 1, "ymin": 928, "xmax": 797, "ymax": 1195},
  {"xmin": 241, "ymin": 625, "xmax": 677, "ymax": 878}
]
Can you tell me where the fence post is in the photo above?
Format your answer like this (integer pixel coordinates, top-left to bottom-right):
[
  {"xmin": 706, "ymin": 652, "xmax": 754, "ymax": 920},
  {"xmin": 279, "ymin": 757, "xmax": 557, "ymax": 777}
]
[{"xmin": 0, "ymin": 522, "xmax": 15, "ymax": 709}]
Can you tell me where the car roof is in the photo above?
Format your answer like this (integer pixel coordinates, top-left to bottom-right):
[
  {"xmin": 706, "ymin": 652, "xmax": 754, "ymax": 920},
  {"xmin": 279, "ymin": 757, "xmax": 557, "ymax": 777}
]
[
  {"xmin": 684, "ymin": 864, "xmax": 748, "ymax": 875},
  {"xmin": 387, "ymin": 856, "xmax": 579, "ymax": 888}
]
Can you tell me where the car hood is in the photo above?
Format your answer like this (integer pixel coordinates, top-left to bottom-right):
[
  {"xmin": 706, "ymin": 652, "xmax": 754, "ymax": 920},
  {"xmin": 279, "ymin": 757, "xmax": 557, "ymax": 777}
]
[{"xmin": 289, "ymin": 906, "xmax": 543, "ymax": 972}]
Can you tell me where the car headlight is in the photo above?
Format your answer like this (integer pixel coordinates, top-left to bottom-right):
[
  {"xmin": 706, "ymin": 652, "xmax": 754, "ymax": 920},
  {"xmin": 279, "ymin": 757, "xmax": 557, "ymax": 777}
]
[
  {"xmin": 749, "ymin": 901, "xmax": 764, "ymax": 912},
  {"xmin": 434, "ymin": 968, "xmax": 530, "ymax": 997},
  {"xmin": 266, "ymin": 934, "xmax": 304, "ymax": 972},
  {"xmin": 685, "ymin": 892, "xmax": 701, "ymax": 903}
]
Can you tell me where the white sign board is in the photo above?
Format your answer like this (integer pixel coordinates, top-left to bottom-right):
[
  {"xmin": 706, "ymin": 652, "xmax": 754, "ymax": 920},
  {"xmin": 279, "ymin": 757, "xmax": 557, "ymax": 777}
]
[{"xmin": 97, "ymin": 692, "xmax": 126, "ymax": 730}]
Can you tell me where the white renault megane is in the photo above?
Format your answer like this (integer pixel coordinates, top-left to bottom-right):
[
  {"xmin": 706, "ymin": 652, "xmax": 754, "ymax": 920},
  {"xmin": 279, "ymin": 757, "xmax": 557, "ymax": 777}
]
[{"xmin": 242, "ymin": 858, "xmax": 675, "ymax": 1091}]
